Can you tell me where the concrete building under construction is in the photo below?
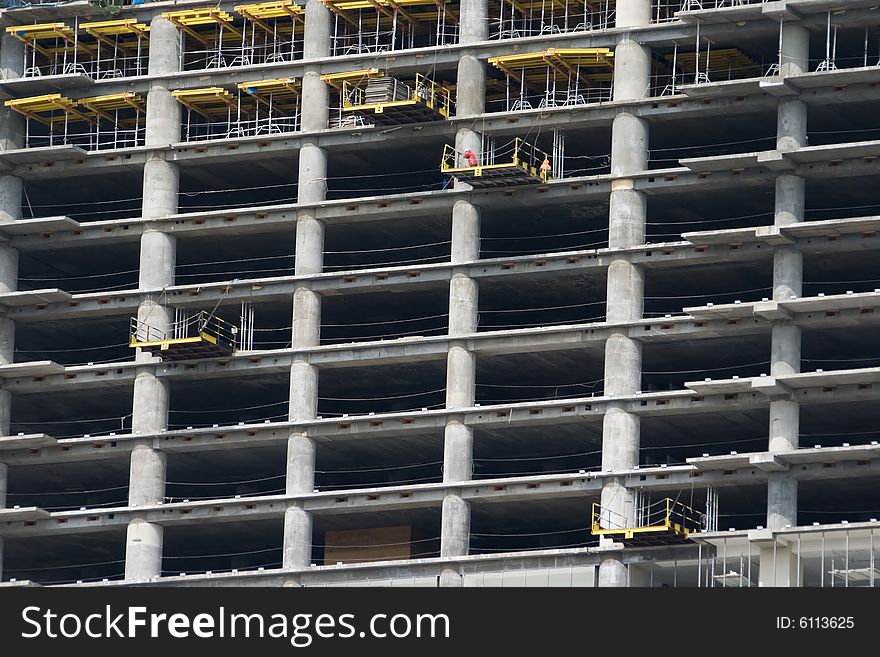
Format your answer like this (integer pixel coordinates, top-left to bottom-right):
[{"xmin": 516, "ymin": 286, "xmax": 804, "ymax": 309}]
[{"xmin": 1, "ymin": 0, "xmax": 880, "ymax": 588}]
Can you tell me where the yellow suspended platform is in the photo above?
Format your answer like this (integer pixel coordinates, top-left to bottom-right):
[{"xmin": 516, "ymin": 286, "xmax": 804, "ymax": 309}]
[
  {"xmin": 440, "ymin": 138, "xmax": 552, "ymax": 188},
  {"xmin": 339, "ymin": 72, "xmax": 452, "ymax": 125},
  {"xmin": 591, "ymin": 498, "xmax": 704, "ymax": 547},
  {"xmin": 130, "ymin": 312, "xmax": 237, "ymax": 362}
]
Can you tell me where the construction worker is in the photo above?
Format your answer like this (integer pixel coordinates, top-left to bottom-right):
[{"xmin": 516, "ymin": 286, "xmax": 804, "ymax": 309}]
[
  {"xmin": 463, "ymin": 148, "xmax": 478, "ymax": 167},
  {"xmin": 540, "ymin": 157, "xmax": 551, "ymax": 177}
]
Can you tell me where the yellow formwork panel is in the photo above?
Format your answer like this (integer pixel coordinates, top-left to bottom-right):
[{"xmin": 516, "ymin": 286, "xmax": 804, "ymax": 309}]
[
  {"xmin": 322, "ymin": 0, "xmax": 451, "ymax": 22},
  {"xmin": 79, "ymin": 92, "xmax": 145, "ymax": 112},
  {"xmin": 237, "ymin": 77, "xmax": 300, "ymax": 94},
  {"xmin": 163, "ymin": 8, "xmax": 238, "ymax": 25},
  {"xmin": 5, "ymin": 93, "xmax": 92, "ymax": 125},
  {"xmin": 490, "ymin": 48, "xmax": 614, "ymax": 88},
  {"xmin": 172, "ymin": 87, "xmax": 237, "ymax": 118},
  {"xmin": 320, "ymin": 67, "xmax": 380, "ymax": 89},
  {"xmin": 238, "ymin": 78, "xmax": 300, "ymax": 111},
  {"xmin": 491, "ymin": 0, "xmax": 615, "ymax": 11},
  {"xmin": 80, "ymin": 19, "xmax": 150, "ymax": 37},
  {"xmin": 5, "ymin": 22, "xmax": 77, "ymax": 42},
  {"xmin": 490, "ymin": 47, "xmax": 613, "ymax": 72},
  {"xmin": 163, "ymin": 8, "xmax": 243, "ymax": 42},
  {"xmin": 234, "ymin": 0, "xmax": 304, "ymax": 20}
]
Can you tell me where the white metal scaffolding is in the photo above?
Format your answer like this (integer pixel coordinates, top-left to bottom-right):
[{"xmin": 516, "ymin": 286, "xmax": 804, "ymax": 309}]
[{"xmin": 323, "ymin": 0, "xmax": 457, "ymax": 56}]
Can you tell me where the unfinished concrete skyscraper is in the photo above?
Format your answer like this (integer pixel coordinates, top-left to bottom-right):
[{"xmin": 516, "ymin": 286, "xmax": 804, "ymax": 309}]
[{"xmin": 0, "ymin": 0, "xmax": 879, "ymax": 588}]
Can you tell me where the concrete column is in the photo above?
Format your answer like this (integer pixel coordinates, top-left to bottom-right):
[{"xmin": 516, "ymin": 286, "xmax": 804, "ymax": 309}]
[
  {"xmin": 766, "ymin": 23, "xmax": 809, "ymax": 534},
  {"xmin": 598, "ymin": 556, "xmax": 628, "ymax": 587},
  {"xmin": 125, "ymin": 16, "xmax": 181, "ymax": 582},
  {"xmin": 283, "ymin": 0, "xmax": 331, "ymax": 576},
  {"xmin": 125, "ymin": 520, "xmax": 164, "ymax": 581},
  {"xmin": 597, "ymin": 0, "xmax": 651, "ymax": 588},
  {"xmin": 438, "ymin": 0, "xmax": 486, "ymax": 588}
]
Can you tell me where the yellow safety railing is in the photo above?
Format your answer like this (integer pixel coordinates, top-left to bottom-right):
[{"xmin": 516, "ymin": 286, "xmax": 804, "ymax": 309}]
[
  {"xmin": 130, "ymin": 311, "xmax": 238, "ymax": 351},
  {"xmin": 412, "ymin": 73, "xmax": 452, "ymax": 117},
  {"xmin": 339, "ymin": 72, "xmax": 452, "ymax": 117},
  {"xmin": 590, "ymin": 498, "xmax": 704, "ymax": 536},
  {"xmin": 440, "ymin": 137, "xmax": 552, "ymax": 181}
]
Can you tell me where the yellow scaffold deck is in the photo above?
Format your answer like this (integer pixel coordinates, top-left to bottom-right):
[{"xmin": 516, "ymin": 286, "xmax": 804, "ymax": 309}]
[
  {"xmin": 489, "ymin": 47, "xmax": 614, "ymax": 80},
  {"xmin": 5, "ymin": 94, "xmax": 92, "ymax": 125},
  {"xmin": 440, "ymin": 138, "xmax": 552, "ymax": 188},
  {"xmin": 323, "ymin": 0, "xmax": 457, "ymax": 23},
  {"xmin": 337, "ymin": 72, "xmax": 452, "ymax": 125},
  {"xmin": 321, "ymin": 68, "xmax": 380, "ymax": 89},
  {"xmin": 5, "ymin": 22, "xmax": 78, "ymax": 47},
  {"xmin": 130, "ymin": 312, "xmax": 237, "ymax": 362},
  {"xmin": 591, "ymin": 498, "xmax": 704, "ymax": 547},
  {"xmin": 172, "ymin": 87, "xmax": 237, "ymax": 118},
  {"xmin": 163, "ymin": 8, "xmax": 243, "ymax": 44},
  {"xmin": 80, "ymin": 19, "xmax": 150, "ymax": 45},
  {"xmin": 235, "ymin": 1, "xmax": 305, "ymax": 24}
]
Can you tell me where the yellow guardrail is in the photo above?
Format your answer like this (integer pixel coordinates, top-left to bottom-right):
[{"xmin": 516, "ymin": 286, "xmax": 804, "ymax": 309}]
[
  {"xmin": 341, "ymin": 72, "xmax": 452, "ymax": 118},
  {"xmin": 590, "ymin": 498, "xmax": 704, "ymax": 536},
  {"xmin": 440, "ymin": 137, "xmax": 552, "ymax": 181}
]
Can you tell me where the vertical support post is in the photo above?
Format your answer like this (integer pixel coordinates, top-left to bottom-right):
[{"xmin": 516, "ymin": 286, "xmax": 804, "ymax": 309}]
[
  {"xmin": 757, "ymin": 23, "xmax": 810, "ymax": 587},
  {"xmin": 126, "ymin": 16, "xmax": 181, "ymax": 582},
  {"xmin": 283, "ymin": 0, "xmax": 331, "ymax": 584},
  {"xmin": 439, "ymin": 0, "xmax": 487, "ymax": 588},
  {"xmin": 767, "ymin": 23, "xmax": 808, "ymax": 537},
  {"xmin": 597, "ymin": 0, "xmax": 651, "ymax": 588}
]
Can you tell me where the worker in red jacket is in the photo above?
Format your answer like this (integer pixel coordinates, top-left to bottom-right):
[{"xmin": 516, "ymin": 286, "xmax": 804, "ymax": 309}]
[{"xmin": 463, "ymin": 148, "xmax": 478, "ymax": 167}]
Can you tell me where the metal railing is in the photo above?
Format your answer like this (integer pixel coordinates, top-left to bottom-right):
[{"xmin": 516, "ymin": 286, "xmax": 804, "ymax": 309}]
[
  {"xmin": 591, "ymin": 498, "xmax": 705, "ymax": 534},
  {"xmin": 341, "ymin": 73, "xmax": 452, "ymax": 117},
  {"xmin": 440, "ymin": 138, "xmax": 552, "ymax": 181},
  {"xmin": 130, "ymin": 311, "xmax": 238, "ymax": 350}
]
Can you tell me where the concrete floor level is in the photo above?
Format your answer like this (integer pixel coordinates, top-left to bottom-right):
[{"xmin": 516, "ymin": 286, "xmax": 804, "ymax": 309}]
[{"xmin": 1, "ymin": 0, "xmax": 880, "ymax": 588}]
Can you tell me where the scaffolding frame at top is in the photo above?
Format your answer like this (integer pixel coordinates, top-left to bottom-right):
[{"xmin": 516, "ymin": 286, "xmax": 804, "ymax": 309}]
[
  {"xmin": 6, "ymin": 18, "xmax": 150, "ymax": 80},
  {"xmin": 172, "ymin": 78, "xmax": 302, "ymax": 142},
  {"xmin": 234, "ymin": 1, "xmax": 305, "ymax": 65},
  {"xmin": 80, "ymin": 19, "xmax": 150, "ymax": 79},
  {"xmin": 165, "ymin": 2, "xmax": 305, "ymax": 71},
  {"xmin": 489, "ymin": 48, "xmax": 614, "ymax": 111},
  {"xmin": 489, "ymin": 0, "xmax": 615, "ymax": 40},
  {"xmin": 323, "ymin": 0, "xmax": 458, "ymax": 56},
  {"xmin": 6, "ymin": 21, "xmax": 89, "ymax": 78},
  {"xmin": 5, "ymin": 92, "xmax": 146, "ymax": 150}
]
